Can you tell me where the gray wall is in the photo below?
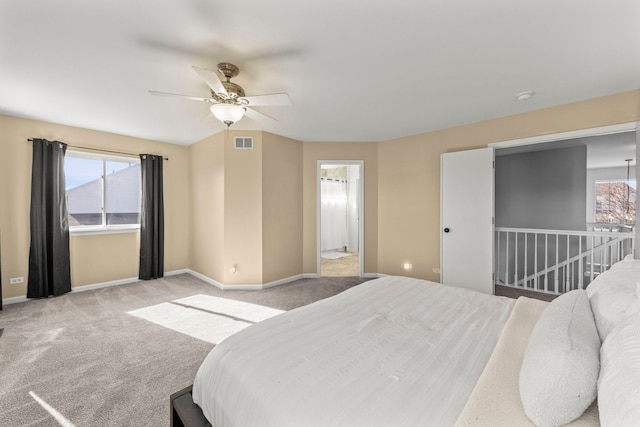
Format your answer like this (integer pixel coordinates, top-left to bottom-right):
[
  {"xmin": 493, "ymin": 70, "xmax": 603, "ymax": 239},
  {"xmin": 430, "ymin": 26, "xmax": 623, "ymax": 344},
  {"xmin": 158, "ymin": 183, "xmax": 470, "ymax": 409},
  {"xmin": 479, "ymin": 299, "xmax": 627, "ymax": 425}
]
[{"xmin": 495, "ymin": 146, "xmax": 587, "ymax": 231}]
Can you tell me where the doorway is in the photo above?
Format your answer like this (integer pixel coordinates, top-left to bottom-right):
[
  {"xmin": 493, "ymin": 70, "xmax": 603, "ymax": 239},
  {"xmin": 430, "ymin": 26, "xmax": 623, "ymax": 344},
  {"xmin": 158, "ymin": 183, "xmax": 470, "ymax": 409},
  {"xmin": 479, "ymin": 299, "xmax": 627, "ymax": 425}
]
[
  {"xmin": 440, "ymin": 122, "xmax": 638, "ymax": 294},
  {"xmin": 493, "ymin": 130, "xmax": 637, "ymax": 294},
  {"xmin": 317, "ymin": 161, "xmax": 363, "ymax": 277}
]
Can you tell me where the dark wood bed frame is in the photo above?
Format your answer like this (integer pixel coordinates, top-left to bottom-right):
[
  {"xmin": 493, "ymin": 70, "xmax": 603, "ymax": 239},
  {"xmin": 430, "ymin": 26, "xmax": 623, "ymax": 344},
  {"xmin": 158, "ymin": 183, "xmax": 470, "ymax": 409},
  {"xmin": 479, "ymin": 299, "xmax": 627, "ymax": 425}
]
[{"xmin": 170, "ymin": 385, "xmax": 211, "ymax": 427}]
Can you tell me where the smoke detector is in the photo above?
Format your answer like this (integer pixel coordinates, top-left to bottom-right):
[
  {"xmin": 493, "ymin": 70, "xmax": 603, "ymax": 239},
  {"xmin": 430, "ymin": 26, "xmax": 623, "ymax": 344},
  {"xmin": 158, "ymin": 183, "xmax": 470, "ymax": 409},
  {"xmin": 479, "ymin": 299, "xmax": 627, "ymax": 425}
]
[{"xmin": 515, "ymin": 91, "xmax": 535, "ymax": 101}]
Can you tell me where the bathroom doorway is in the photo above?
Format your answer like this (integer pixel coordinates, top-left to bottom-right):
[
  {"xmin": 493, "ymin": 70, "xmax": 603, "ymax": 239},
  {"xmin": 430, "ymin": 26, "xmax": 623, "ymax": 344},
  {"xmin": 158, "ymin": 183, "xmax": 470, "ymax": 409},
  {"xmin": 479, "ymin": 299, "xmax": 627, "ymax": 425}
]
[{"xmin": 317, "ymin": 161, "xmax": 363, "ymax": 277}]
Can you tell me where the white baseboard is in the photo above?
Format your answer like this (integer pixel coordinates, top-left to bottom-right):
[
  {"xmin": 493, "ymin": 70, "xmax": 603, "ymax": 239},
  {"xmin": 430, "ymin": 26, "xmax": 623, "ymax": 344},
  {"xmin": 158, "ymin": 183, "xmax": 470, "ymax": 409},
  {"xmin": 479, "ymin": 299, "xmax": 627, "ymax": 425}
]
[
  {"xmin": 165, "ymin": 269, "xmax": 190, "ymax": 277},
  {"xmin": 2, "ymin": 295, "xmax": 28, "ymax": 305},
  {"xmin": 302, "ymin": 273, "xmax": 384, "ymax": 279},
  {"xmin": 184, "ymin": 269, "xmax": 228, "ymax": 290},
  {"xmin": 73, "ymin": 276, "xmax": 139, "ymax": 293},
  {"xmin": 2, "ymin": 270, "xmax": 382, "ymax": 306},
  {"xmin": 71, "ymin": 268, "xmax": 191, "ymax": 293},
  {"xmin": 2, "ymin": 268, "xmax": 191, "ymax": 306},
  {"xmin": 186, "ymin": 270, "xmax": 310, "ymax": 291}
]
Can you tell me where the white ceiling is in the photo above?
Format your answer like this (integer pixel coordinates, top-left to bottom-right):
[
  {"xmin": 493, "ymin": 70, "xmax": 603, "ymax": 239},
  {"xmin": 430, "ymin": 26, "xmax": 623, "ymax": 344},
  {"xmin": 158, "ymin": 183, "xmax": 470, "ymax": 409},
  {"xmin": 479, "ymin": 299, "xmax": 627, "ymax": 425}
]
[{"xmin": 1, "ymin": 0, "xmax": 639, "ymax": 146}]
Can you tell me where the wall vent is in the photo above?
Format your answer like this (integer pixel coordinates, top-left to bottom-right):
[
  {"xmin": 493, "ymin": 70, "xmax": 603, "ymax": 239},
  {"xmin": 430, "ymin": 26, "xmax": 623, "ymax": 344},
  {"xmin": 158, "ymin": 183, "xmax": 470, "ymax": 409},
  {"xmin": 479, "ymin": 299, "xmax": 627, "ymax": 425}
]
[{"xmin": 234, "ymin": 136, "xmax": 254, "ymax": 150}]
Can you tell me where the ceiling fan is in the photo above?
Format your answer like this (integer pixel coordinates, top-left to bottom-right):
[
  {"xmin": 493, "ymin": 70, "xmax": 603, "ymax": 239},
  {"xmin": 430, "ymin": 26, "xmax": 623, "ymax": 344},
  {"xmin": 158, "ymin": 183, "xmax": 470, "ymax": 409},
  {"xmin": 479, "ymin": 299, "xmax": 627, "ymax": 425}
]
[{"xmin": 150, "ymin": 62, "xmax": 292, "ymax": 127}]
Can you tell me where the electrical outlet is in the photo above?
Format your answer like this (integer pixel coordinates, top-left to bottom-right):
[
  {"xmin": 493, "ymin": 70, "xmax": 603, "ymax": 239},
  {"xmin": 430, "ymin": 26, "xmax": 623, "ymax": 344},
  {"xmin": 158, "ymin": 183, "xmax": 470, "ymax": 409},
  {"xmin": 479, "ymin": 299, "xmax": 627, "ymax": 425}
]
[
  {"xmin": 10, "ymin": 277, "xmax": 24, "ymax": 284},
  {"xmin": 432, "ymin": 267, "xmax": 441, "ymax": 274}
]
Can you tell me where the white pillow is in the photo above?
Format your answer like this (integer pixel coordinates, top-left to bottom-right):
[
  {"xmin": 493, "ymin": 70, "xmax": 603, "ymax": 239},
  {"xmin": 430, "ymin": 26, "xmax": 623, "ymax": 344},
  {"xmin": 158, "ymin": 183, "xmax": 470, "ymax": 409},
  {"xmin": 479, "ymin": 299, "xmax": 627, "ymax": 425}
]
[
  {"xmin": 519, "ymin": 290, "xmax": 600, "ymax": 427},
  {"xmin": 598, "ymin": 313, "xmax": 640, "ymax": 427},
  {"xmin": 586, "ymin": 257, "xmax": 640, "ymax": 341}
]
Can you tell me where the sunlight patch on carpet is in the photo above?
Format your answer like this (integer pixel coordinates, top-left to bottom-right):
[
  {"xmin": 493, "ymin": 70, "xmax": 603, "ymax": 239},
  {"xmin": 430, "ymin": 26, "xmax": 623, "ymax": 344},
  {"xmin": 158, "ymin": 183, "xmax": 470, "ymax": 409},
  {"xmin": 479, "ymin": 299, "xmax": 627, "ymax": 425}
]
[
  {"xmin": 127, "ymin": 295, "xmax": 283, "ymax": 344},
  {"xmin": 174, "ymin": 294, "xmax": 283, "ymax": 322},
  {"xmin": 29, "ymin": 391, "xmax": 75, "ymax": 427}
]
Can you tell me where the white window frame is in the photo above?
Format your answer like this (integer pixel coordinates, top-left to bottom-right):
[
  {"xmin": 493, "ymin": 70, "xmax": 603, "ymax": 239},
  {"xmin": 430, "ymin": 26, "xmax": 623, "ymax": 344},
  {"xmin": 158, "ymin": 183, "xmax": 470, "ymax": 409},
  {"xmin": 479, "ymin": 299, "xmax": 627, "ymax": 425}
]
[
  {"xmin": 66, "ymin": 151, "xmax": 141, "ymax": 236},
  {"xmin": 594, "ymin": 178, "xmax": 637, "ymax": 224}
]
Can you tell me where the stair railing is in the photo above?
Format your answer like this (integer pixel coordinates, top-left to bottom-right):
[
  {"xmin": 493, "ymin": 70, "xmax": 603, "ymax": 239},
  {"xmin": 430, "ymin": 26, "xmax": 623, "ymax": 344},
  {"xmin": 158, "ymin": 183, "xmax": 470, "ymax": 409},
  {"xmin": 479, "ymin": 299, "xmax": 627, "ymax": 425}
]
[{"xmin": 495, "ymin": 227, "xmax": 634, "ymax": 295}]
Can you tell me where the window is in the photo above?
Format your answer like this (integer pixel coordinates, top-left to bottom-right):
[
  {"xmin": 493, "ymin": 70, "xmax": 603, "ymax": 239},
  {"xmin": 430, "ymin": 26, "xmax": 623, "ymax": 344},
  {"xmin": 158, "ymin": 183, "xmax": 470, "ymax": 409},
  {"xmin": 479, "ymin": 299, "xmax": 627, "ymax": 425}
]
[
  {"xmin": 595, "ymin": 179, "xmax": 636, "ymax": 224},
  {"xmin": 65, "ymin": 152, "xmax": 141, "ymax": 232}
]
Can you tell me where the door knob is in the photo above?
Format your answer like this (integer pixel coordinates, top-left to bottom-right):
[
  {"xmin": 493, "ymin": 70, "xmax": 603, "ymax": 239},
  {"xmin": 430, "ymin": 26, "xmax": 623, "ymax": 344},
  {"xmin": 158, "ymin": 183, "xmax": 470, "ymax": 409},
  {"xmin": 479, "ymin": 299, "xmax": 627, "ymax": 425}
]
[{"xmin": 444, "ymin": 227, "xmax": 450, "ymax": 233}]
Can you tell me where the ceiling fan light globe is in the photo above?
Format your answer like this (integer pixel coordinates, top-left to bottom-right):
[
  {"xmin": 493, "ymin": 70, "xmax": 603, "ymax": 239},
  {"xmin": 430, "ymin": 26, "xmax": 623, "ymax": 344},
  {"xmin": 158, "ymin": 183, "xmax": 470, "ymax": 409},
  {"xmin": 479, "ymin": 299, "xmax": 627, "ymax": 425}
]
[{"xmin": 210, "ymin": 103, "xmax": 246, "ymax": 125}]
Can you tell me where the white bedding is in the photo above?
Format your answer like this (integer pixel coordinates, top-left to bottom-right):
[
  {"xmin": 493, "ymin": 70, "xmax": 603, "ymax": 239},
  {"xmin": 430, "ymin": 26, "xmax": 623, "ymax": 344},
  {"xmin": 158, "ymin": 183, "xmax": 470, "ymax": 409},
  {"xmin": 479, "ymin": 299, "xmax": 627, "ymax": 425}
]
[
  {"xmin": 192, "ymin": 276, "xmax": 515, "ymax": 427},
  {"xmin": 455, "ymin": 297, "xmax": 600, "ymax": 426}
]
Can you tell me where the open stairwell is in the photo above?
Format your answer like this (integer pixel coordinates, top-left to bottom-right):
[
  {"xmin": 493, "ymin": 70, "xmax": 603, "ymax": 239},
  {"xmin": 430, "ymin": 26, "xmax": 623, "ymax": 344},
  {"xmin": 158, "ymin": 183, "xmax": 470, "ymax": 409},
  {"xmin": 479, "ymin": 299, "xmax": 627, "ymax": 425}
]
[{"xmin": 495, "ymin": 227, "xmax": 634, "ymax": 295}]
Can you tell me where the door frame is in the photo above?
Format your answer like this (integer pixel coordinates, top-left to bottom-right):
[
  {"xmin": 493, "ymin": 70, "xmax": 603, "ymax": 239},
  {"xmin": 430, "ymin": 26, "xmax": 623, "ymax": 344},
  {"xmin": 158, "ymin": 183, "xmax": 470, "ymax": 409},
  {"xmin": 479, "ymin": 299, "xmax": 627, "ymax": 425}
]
[
  {"xmin": 317, "ymin": 160, "xmax": 364, "ymax": 277},
  {"xmin": 488, "ymin": 122, "xmax": 637, "ymax": 150},
  {"xmin": 490, "ymin": 121, "xmax": 640, "ymax": 263},
  {"xmin": 439, "ymin": 122, "xmax": 639, "ymax": 292}
]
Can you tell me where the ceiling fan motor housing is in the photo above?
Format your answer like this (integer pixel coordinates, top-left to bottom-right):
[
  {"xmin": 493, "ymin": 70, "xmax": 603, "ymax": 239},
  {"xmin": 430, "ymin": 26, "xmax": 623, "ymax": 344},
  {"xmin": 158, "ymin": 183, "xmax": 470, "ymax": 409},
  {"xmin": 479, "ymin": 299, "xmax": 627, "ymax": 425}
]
[
  {"xmin": 212, "ymin": 63, "xmax": 245, "ymax": 100},
  {"xmin": 221, "ymin": 81, "xmax": 245, "ymax": 98},
  {"xmin": 217, "ymin": 62, "xmax": 240, "ymax": 79}
]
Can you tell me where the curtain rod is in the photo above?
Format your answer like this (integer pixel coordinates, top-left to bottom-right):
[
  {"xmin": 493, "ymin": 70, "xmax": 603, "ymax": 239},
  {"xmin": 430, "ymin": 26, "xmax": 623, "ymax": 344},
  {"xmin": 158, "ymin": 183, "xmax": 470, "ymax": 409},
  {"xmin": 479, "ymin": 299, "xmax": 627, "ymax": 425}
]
[{"xmin": 27, "ymin": 139, "xmax": 169, "ymax": 160}]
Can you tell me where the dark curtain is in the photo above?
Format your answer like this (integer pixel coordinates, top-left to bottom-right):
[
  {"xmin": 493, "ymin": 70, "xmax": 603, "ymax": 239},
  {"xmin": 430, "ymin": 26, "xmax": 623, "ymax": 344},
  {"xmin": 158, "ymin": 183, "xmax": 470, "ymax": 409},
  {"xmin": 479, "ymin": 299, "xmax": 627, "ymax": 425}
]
[
  {"xmin": 27, "ymin": 139, "xmax": 72, "ymax": 298},
  {"xmin": 139, "ymin": 154, "xmax": 164, "ymax": 280}
]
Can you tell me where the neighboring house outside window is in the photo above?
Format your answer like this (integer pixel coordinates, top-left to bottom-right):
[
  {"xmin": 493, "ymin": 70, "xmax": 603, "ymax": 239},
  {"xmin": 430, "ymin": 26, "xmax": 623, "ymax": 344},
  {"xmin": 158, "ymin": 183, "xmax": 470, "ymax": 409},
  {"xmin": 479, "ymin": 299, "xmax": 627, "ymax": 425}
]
[{"xmin": 65, "ymin": 152, "xmax": 141, "ymax": 233}]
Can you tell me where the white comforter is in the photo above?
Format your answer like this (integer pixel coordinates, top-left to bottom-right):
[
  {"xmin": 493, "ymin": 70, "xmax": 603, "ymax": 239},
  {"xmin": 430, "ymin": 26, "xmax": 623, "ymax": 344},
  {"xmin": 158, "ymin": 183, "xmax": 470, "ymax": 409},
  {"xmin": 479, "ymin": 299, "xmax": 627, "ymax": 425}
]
[{"xmin": 193, "ymin": 276, "xmax": 515, "ymax": 427}]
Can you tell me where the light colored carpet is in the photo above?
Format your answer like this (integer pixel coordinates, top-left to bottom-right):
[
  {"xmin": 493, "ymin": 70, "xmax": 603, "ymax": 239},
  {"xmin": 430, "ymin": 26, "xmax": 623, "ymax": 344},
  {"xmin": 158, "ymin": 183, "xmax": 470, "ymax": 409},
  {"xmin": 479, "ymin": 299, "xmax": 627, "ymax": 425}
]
[{"xmin": 0, "ymin": 274, "xmax": 369, "ymax": 426}]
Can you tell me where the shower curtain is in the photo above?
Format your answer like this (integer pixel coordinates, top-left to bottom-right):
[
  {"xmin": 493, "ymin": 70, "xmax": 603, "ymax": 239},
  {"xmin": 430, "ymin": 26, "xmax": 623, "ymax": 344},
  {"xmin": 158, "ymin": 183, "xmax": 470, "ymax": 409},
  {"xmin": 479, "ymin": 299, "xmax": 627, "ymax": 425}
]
[{"xmin": 321, "ymin": 179, "xmax": 348, "ymax": 252}]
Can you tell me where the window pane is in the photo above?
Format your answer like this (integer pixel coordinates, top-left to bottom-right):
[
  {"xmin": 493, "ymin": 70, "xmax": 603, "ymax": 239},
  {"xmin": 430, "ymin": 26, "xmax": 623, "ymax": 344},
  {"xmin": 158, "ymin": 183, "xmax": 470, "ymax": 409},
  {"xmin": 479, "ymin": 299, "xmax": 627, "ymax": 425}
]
[
  {"xmin": 65, "ymin": 157, "xmax": 103, "ymax": 226},
  {"xmin": 105, "ymin": 160, "xmax": 141, "ymax": 225},
  {"xmin": 595, "ymin": 180, "xmax": 636, "ymax": 224}
]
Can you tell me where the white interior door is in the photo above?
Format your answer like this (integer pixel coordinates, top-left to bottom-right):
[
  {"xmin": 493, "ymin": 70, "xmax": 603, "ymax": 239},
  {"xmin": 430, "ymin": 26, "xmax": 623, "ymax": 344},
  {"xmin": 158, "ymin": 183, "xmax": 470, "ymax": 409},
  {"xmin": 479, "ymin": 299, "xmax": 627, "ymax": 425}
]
[{"xmin": 441, "ymin": 148, "xmax": 494, "ymax": 294}]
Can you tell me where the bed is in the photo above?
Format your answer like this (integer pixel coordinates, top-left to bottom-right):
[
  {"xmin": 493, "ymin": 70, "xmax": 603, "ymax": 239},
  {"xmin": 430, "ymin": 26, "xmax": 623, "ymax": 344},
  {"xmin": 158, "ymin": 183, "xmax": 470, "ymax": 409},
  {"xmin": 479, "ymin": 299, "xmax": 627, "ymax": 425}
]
[{"xmin": 173, "ymin": 261, "xmax": 640, "ymax": 427}]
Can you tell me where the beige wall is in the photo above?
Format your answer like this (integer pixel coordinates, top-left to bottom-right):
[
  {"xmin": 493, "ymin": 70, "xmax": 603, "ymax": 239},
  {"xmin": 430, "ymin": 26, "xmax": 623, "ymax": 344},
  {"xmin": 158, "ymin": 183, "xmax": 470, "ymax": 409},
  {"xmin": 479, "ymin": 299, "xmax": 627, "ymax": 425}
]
[
  {"xmin": 190, "ymin": 134, "xmax": 378, "ymax": 284},
  {"xmin": 377, "ymin": 90, "xmax": 640, "ymax": 281},
  {"xmin": 223, "ymin": 131, "xmax": 264, "ymax": 284},
  {"xmin": 262, "ymin": 132, "xmax": 303, "ymax": 283},
  {"xmin": 3, "ymin": 90, "xmax": 639, "ymax": 299},
  {"xmin": 189, "ymin": 131, "xmax": 303, "ymax": 286},
  {"xmin": 302, "ymin": 142, "xmax": 379, "ymax": 275},
  {"xmin": 0, "ymin": 114, "xmax": 191, "ymax": 299},
  {"xmin": 189, "ymin": 132, "xmax": 225, "ymax": 282}
]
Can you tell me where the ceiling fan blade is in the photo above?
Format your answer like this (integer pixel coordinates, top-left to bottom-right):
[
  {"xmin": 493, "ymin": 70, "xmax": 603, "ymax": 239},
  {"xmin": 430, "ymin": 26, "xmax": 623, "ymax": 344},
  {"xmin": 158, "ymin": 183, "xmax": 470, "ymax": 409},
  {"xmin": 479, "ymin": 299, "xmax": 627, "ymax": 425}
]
[
  {"xmin": 149, "ymin": 90, "xmax": 213, "ymax": 102},
  {"xmin": 244, "ymin": 107, "xmax": 277, "ymax": 124},
  {"xmin": 192, "ymin": 66, "xmax": 228, "ymax": 96},
  {"xmin": 240, "ymin": 93, "xmax": 292, "ymax": 107}
]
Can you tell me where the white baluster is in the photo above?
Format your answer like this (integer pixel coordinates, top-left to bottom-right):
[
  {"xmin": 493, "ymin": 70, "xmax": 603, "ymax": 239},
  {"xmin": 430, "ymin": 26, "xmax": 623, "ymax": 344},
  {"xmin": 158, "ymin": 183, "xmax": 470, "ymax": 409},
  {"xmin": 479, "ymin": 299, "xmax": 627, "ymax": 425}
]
[
  {"xmin": 514, "ymin": 232, "xmax": 518, "ymax": 286},
  {"xmin": 544, "ymin": 233, "xmax": 549, "ymax": 293},
  {"xmin": 590, "ymin": 235, "xmax": 594, "ymax": 284},
  {"xmin": 578, "ymin": 236, "xmax": 583, "ymax": 289},
  {"xmin": 524, "ymin": 233, "xmax": 528, "ymax": 288},
  {"xmin": 505, "ymin": 231, "xmax": 509, "ymax": 287},
  {"xmin": 534, "ymin": 232, "xmax": 539, "ymax": 290},
  {"xmin": 566, "ymin": 234, "xmax": 570, "ymax": 292},
  {"xmin": 554, "ymin": 234, "xmax": 559, "ymax": 294}
]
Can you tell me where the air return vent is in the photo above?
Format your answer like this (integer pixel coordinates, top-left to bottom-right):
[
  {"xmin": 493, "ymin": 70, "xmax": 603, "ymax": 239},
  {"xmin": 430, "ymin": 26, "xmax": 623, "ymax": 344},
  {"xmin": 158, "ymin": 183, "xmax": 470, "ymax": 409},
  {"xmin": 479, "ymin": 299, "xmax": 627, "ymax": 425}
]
[{"xmin": 234, "ymin": 136, "xmax": 253, "ymax": 150}]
